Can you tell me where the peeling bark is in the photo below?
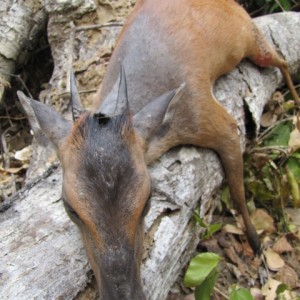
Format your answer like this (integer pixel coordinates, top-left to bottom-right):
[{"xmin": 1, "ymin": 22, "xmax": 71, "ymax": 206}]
[
  {"xmin": 0, "ymin": 0, "xmax": 47, "ymax": 102},
  {"xmin": 0, "ymin": 4, "xmax": 299, "ymax": 300}
]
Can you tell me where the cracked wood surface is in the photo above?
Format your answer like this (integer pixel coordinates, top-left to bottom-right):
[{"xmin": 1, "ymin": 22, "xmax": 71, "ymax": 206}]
[
  {"xmin": 0, "ymin": 5, "xmax": 300, "ymax": 300},
  {"xmin": 0, "ymin": 1, "xmax": 47, "ymax": 103}
]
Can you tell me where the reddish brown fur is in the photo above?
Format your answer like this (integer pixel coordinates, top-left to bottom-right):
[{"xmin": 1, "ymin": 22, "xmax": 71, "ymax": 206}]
[
  {"xmin": 62, "ymin": 0, "xmax": 299, "ymax": 298},
  {"xmin": 93, "ymin": 0, "xmax": 299, "ymax": 255}
]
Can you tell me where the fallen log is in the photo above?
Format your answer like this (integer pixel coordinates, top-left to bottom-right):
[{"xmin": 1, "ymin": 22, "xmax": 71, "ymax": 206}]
[
  {"xmin": 0, "ymin": 11, "xmax": 299, "ymax": 300},
  {"xmin": 0, "ymin": 0, "xmax": 47, "ymax": 103}
]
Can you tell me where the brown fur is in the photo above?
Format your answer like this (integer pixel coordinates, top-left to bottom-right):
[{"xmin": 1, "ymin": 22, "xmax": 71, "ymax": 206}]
[{"xmin": 61, "ymin": 0, "xmax": 299, "ymax": 298}]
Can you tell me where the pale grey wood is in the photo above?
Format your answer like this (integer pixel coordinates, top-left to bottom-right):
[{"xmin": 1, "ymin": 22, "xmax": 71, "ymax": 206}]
[
  {"xmin": 0, "ymin": 0, "xmax": 47, "ymax": 103},
  {"xmin": 0, "ymin": 8, "xmax": 299, "ymax": 300}
]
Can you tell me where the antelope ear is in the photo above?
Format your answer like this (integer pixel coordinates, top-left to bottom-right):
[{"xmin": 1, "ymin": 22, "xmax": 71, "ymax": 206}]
[
  {"xmin": 17, "ymin": 91, "xmax": 72, "ymax": 154},
  {"xmin": 70, "ymin": 68, "xmax": 85, "ymax": 121},
  {"xmin": 133, "ymin": 83, "xmax": 185, "ymax": 141}
]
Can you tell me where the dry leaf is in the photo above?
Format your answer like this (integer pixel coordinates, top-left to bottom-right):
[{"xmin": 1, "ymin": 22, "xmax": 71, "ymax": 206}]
[
  {"xmin": 226, "ymin": 262, "xmax": 242, "ymax": 278},
  {"xmin": 274, "ymin": 105, "xmax": 285, "ymax": 117},
  {"xmin": 273, "ymin": 236, "xmax": 293, "ymax": 254},
  {"xmin": 14, "ymin": 145, "xmax": 33, "ymax": 161},
  {"xmin": 223, "ymin": 224, "xmax": 244, "ymax": 235},
  {"xmin": 262, "ymin": 236, "xmax": 273, "ymax": 248},
  {"xmin": 251, "ymin": 209, "xmax": 276, "ymax": 234},
  {"xmin": 289, "ymin": 127, "xmax": 300, "ymax": 151},
  {"xmin": 224, "ymin": 248, "xmax": 247, "ymax": 275},
  {"xmin": 260, "ymin": 110, "xmax": 277, "ymax": 127},
  {"xmin": 0, "ymin": 75, "xmax": 11, "ymax": 88},
  {"xmin": 285, "ymin": 208, "xmax": 300, "ymax": 227},
  {"xmin": 274, "ymin": 264, "xmax": 299, "ymax": 289},
  {"xmin": 272, "ymin": 91, "xmax": 284, "ymax": 104},
  {"xmin": 264, "ymin": 248, "xmax": 285, "ymax": 271},
  {"xmin": 252, "ymin": 153, "xmax": 269, "ymax": 169},
  {"xmin": 4, "ymin": 167, "xmax": 24, "ymax": 174},
  {"xmin": 261, "ymin": 278, "xmax": 298, "ymax": 300},
  {"xmin": 261, "ymin": 278, "xmax": 281, "ymax": 300}
]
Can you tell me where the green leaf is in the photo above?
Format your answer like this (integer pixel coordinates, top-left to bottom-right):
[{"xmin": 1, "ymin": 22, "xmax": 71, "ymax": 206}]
[
  {"xmin": 276, "ymin": 283, "xmax": 289, "ymax": 295},
  {"xmin": 263, "ymin": 123, "xmax": 292, "ymax": 147},
  {"xmin": 207, "ymin": 223, "xmax": 222, "ymax": 236},
  {"xmin": 286, "ymin": 166, "xmax": 300, "ymax": 207},
  {"xmin": 194, "ymin": 268, "xmax": 218, "ymax": 300},
  {"xmin": 183, "ymin": 253, "xmax": 221, "ymax": 287},
  {"xmin": 270, "ymin": 2, "xmax": 279, "ymax": 13},
  {"xmin": 247, "ymin": 180, "xmax": 274, "ymax": 202},
  {"xmin": 230, "ymin": 286, "xmax": 254, "ymax": 300},
  {"xmin": 278, "ymin": 0, "xmax": 291, "ymax": 10},
  {"xmin": 291, "ymin": 152, "xmax": 300, "ymax": 159},
  {"xmin": 201, "ymin": 223, "xmax": 222, "ymax": 240},
  {"xmin": 221, "ymin": 185, "xmax": 231, "ymax": 209},
  {"xmin": 193, "ymin": 212, "xmax": 207, "ymax": 228},
  {"xmin": 287, "ymin": 156, "xmax": 300, "ymax": 181}
]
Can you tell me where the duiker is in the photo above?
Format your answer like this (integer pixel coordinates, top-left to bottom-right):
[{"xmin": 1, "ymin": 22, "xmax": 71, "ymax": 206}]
[{"xmin": 18, "ymin": 0, "xmax": 299, "ymax": 298}]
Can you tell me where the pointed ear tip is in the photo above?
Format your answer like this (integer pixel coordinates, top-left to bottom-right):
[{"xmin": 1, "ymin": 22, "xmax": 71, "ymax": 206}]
[
  {"xmin": 16, "ymin": 90, "xmax": 24, "ymax": 98},
  {"xmin": 178, "ymin": 82, "xmax": 186, "ymax": 91},
  {"xmin": 17, "ymin": 90, "xmax": 30, "ymax": 104}
]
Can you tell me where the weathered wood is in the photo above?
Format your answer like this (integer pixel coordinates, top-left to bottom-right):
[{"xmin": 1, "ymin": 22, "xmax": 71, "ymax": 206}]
[
  {"xmin": 1, "ymin": 10, "xmax": 299, "ymax": 300},
  {"xmin": 0, "ymin": 0, "xmax": 47, "ymax": 103}
]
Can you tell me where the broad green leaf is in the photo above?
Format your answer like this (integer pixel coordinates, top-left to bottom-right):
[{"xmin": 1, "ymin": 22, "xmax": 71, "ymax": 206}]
[
  {"xmin": 207, "ymin": 223, "xmax": 222, "ymax": 236},
  {"xmin": 194, "ymin": 268, "xmax": 218, "ymax": 300},
  {"xmin": 193, "ymin": 212, "xmax": 207, "ymax": 228},
  {"xmin": 291, "ymin": 152, "xmax": 300, "ymax": 159},
  {"xmin": 221, "ymin": 185, "xmax": 230, "ymax": 208},
  {"xmin": 287, "ymin": 156, "xmax": 300, "ymax": 181},
  {"xmin": 201, "ymin": 223, "xmax": 222, "ymax": 240},
  {"xmin": 263, "ymin": 123, "xmax": 292, "ymax": 147},
  {"xmin": 286, "ymin": 167, "xmax": 300, "ymax": 207},
  {"xmin": 276, "ymin": 283, "xmax": 289, "ymax": 295},
  {"xmin": 230, "ymin": 286, "xmax": 254, "ymax": 300},
  {"xmin": 183, "ymin": 253, "xmax": 221, "ymax": 287},
  {"xmin": 247, "ymin": 180, "xmax": 274, "ymax": 202},
  {"xmin": 270, "ymin": 3, "xmax": 279, "ymax": 13},
  {"xmin": 279, "ymin": 0, "xmax": 291, "ymax": 10}
]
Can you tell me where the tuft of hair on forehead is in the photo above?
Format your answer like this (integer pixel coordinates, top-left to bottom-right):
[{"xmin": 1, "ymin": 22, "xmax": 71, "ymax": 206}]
[
  {"xmin": 69, "ymin": 111, "xmax": 134, "ymax": 149},
  {"xmin": 69, "ymin": 111, "xmax": 138, "ymax": 204}
]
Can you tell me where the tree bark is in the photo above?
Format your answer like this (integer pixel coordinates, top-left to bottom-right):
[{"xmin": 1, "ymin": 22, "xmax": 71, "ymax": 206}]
[
  {"xmin": 0, "ymin": 0, "xmax": 47, "ymax": 103},
  {"xmin": 1, "ymin": 8, "xmax": 300, "ymax": 300}
]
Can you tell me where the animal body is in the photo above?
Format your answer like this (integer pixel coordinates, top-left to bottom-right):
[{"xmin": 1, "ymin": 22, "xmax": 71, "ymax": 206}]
[{"xmin": 18, "ymin": 0, "xmax": 299, "ymax": 298}]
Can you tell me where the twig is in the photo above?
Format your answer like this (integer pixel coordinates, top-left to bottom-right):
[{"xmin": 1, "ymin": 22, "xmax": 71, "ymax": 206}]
[
  {"xmin": 0, "ymin": 116, "xmax": 26, "ymax": 121},
  {"xmin": 251, "ymin": 145, "xmax": 290, "ymax": 155},
  {"xmin": 255, "ymin": 116, "xmax": 294, "ymax": 144},
  {"xmin": 1, "ymin": 128, "xmax": 10, "ymax": 169},
  {"xmin": 274, "ymin": 0, "xmax": 286, "ymax": 11},
  {"xmin": 214, "ymin": 286, "xmax": 229, "ymax": 299},
  {"xmin": 282, "ymin": 83, "xmax": 300, "ymax": 98},
  {"xmin": 0, "ymin": 69, "xmax": 33, "ymax": 98}
]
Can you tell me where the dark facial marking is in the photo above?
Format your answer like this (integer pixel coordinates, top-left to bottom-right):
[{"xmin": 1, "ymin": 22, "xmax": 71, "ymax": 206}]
[{"xmin": 67, "ymin": 112, "xmax": 148, "ymax": 235}]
